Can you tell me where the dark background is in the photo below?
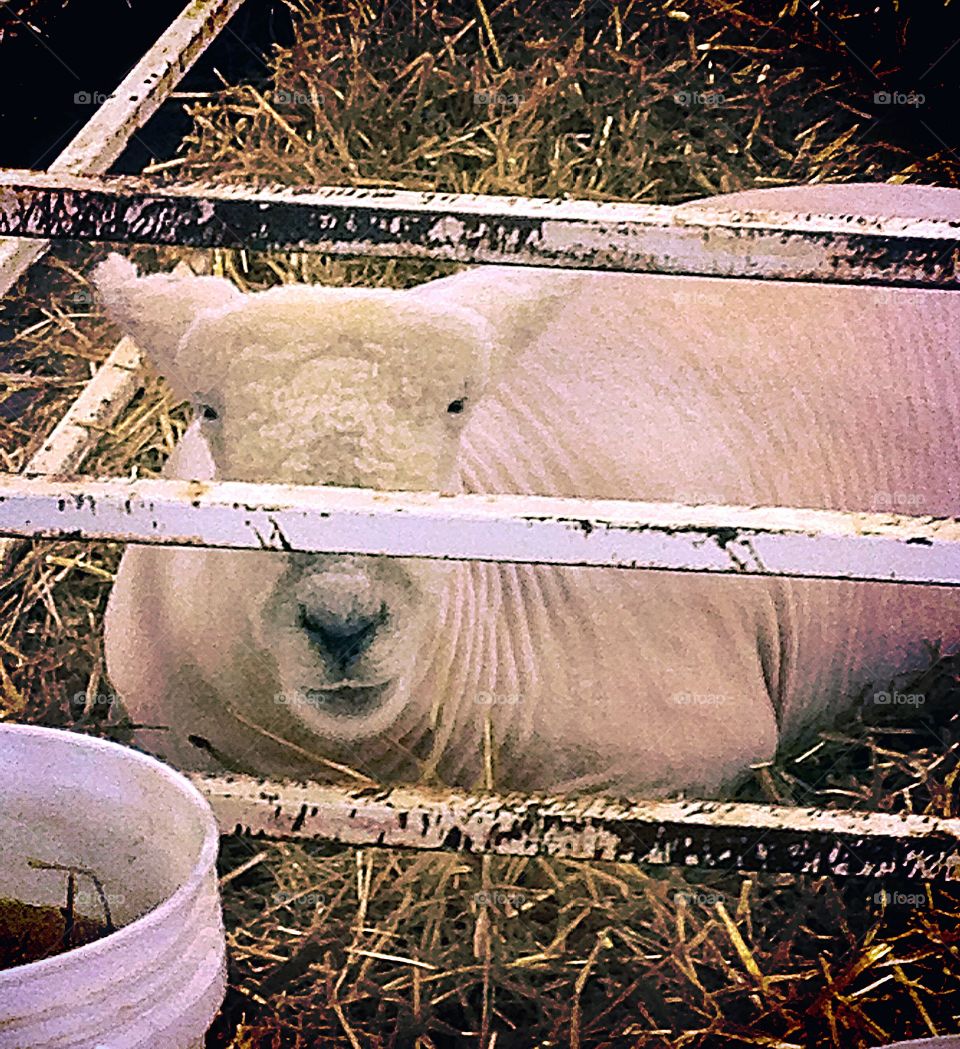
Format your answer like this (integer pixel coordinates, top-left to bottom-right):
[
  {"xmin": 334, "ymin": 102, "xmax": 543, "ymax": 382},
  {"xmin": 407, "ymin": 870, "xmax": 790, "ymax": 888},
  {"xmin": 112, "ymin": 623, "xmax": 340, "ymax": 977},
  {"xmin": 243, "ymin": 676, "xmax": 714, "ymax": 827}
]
[{"xmin": 0, "ymin": 0, "xmax": 297, "ymax": 173}]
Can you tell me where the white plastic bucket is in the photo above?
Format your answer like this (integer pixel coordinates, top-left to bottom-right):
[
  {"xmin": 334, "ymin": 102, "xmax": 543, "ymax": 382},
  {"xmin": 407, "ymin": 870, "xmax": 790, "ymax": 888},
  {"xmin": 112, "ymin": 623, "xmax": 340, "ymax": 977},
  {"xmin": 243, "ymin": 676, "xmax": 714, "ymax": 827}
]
[{"xmin": 0, "ymin": 724, "xmax": 226, "ymax": 1049}]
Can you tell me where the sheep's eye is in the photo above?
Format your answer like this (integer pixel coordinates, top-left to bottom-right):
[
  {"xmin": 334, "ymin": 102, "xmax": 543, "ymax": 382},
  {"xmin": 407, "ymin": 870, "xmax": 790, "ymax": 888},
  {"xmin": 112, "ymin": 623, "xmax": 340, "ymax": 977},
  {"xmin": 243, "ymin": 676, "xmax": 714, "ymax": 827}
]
[
  {"xmin": 446, "ymin": 398, "xmax": 466, "ymax": 415},
  {"xmin": 199, "ymin": 404, "xmax": 219, "ymax": 422}
]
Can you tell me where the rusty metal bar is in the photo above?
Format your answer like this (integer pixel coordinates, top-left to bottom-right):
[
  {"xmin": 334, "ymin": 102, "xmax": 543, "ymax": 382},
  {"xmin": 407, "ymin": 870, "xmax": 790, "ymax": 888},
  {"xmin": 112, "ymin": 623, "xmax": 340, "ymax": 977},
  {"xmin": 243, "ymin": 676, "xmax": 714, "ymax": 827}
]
[
  {"xmin": 1, "ymin": 169, "xmax": 959, "ymax": 286},
  {"xmin": 0, "ymin": 473, "xmax": 959, "ymax": 585},
  {"xmin": 0, "ymin": 0, "xmax": 245, "ymax": 299},
  {"xmin": 191, "ymin": 774, "xmax": 960, "ymax": 882}
]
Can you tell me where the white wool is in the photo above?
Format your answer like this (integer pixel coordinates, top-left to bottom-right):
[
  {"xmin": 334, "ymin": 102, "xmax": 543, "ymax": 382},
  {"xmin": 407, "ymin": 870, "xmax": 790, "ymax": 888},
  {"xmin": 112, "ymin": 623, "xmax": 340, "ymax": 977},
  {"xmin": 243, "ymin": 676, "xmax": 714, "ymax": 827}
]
[{"xmin": 95, "ymin": 182, "xmax": 960, "ymax": 797}]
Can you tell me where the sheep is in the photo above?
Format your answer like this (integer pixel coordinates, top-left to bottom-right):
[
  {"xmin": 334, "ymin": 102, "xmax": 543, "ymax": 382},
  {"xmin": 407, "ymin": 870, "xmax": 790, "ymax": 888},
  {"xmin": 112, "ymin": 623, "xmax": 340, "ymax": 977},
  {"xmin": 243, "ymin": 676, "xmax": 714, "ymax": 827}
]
[{"xmin": 93, "ymin": 181, "xmax": 960, "ymax": 797}]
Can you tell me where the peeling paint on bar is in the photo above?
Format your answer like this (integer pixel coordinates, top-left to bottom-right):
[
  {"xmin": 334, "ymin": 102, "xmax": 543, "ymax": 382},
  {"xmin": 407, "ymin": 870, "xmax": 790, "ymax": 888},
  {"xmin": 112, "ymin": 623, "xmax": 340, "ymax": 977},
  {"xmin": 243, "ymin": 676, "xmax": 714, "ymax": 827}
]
[
  {"xmin": 0, "ymin": 0, "xmax": 243, "ymax": 298},
  {"xmin": 0, "ymin": 474, "xmax": 960, "ymax": 584},
  {"xmin": 190, "ymin": 774, "xmax": 960, "ymax": 881},
  {"xmin": 2, "ymin": 35, "xmax": 958, "ymax": 869},
  {"xmin": 1, "ymin": 170, "xmax": 959, "ymax": 286}
]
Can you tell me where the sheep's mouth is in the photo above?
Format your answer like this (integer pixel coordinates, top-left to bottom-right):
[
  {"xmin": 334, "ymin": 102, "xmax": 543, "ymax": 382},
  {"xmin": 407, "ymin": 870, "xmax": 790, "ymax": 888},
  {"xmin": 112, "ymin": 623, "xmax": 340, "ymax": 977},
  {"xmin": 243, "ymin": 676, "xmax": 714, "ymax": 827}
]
[{"xmin": 305, "ymin": 682, "xmax": 389, "ymax": 717}]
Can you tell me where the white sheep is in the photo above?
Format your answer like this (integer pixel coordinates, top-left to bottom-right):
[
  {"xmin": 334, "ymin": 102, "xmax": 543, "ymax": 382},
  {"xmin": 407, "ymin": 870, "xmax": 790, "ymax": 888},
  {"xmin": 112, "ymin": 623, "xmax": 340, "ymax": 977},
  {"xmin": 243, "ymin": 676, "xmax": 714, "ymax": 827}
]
[{"xmin": 94, "ymin": 182, "xmax": 960, "ymax": 797}]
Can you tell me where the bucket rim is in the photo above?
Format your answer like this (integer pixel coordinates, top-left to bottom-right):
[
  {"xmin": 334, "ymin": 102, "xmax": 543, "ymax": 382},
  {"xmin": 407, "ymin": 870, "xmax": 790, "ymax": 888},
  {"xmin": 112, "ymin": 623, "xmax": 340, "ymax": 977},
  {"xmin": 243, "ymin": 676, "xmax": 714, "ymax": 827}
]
[{"xmin": 0, "ymin": 722, "xmax": 221, "ymax": 984}]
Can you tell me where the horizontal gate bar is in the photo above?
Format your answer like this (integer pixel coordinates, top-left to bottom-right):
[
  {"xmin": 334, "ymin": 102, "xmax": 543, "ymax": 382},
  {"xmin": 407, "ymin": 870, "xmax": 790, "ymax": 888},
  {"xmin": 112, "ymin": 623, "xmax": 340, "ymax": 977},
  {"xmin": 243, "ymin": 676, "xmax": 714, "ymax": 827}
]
[
  {"xmin": 191, "ymin": 774, "xmax": 960, "ymax": 882},
  {"xmin": 1, "ymin": 474, "xmax": 959, "ymax": 584},
  {"xmin": 2, "ymin": 169, "xmax": 959, "ymax": 286},
  {"xmin": 0, "ymin": 0, "xmax": 244, "ymax": 298}
]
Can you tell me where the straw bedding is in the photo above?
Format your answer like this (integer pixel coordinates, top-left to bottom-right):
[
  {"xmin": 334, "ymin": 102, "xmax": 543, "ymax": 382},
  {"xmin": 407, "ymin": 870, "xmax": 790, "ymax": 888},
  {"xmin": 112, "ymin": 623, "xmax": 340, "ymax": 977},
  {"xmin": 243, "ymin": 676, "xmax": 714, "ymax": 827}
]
[{"xmin": 1, "ymin": 1, "xmax": 958, "ymax": 1044}]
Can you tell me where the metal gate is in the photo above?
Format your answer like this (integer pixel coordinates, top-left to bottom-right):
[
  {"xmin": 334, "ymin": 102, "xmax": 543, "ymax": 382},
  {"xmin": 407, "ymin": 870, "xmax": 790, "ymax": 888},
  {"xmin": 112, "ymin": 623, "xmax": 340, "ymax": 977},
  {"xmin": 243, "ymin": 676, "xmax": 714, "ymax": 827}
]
[{"xmin": 1, "ymin": 0, "xmax": 959, "ymax": 886}]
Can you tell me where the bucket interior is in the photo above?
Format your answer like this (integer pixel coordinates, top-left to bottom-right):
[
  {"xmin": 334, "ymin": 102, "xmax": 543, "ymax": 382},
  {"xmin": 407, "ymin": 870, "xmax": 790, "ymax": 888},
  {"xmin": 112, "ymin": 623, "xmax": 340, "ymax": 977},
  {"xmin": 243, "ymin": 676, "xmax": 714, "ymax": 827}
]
[{"xmin": 0, "ymin": 727, "xmax": 210, "ymax": 928}]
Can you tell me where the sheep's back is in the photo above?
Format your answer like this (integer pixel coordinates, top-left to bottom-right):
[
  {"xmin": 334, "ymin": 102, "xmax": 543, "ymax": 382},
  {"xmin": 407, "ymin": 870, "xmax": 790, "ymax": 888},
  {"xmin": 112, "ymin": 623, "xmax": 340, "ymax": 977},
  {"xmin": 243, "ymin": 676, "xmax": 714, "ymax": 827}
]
[{"xmin": 454, "ymin": 270, "xmax": 960, "ymax": 749}]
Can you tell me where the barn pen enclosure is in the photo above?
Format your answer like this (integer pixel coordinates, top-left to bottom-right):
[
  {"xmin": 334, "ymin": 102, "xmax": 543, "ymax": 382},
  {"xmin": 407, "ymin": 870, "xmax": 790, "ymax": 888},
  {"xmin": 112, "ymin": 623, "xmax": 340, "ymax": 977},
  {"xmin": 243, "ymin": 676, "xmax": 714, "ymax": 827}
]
[{"xmin": 4, "ymin": 0, "xmax": 960, "ymax": 1046}]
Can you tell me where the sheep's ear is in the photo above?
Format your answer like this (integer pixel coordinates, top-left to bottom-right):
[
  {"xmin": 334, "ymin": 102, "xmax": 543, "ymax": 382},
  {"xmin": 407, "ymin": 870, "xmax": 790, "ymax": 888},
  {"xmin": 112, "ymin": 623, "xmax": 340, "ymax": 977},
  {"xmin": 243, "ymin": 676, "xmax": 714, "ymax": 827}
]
[
  {"xmin": 411, "ymin": 266, "xmax": 584, "ymax": 379},
  {"xmin": 92, "ymin": 254, "xmax": 241, "ymax": 400}
]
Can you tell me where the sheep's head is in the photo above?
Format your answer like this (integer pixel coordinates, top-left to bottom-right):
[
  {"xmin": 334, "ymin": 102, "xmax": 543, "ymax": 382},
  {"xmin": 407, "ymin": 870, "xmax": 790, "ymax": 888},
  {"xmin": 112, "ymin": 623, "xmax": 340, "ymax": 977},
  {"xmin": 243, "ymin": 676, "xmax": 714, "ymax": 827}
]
[{"xmin": 94, "ymin": 255, "xmax": 494, "ymax": 738}]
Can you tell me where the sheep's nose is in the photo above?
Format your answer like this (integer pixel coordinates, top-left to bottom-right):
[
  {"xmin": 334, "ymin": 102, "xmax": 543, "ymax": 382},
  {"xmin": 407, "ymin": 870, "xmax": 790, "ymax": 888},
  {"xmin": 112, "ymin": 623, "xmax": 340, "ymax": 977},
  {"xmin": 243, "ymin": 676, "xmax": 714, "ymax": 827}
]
[{"xmin": 299, "ymin": 605, "xmax": 385, "ymax": 670}]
